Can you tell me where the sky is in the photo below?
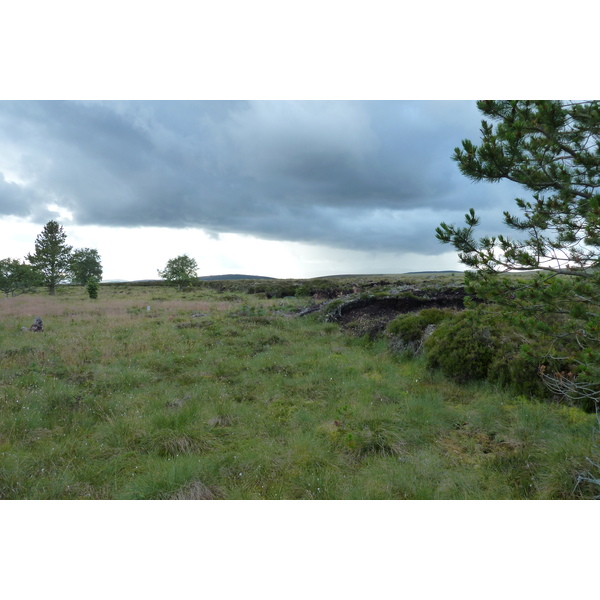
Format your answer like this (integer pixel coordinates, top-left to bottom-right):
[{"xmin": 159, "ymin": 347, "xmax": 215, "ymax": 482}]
[
  {"xmin": 1, "ymin": 3, "xmax": 589, "ymax": 283},
  {"xmin": 0, "ymin": 99, "xmax": 526, "ymax": 281}
]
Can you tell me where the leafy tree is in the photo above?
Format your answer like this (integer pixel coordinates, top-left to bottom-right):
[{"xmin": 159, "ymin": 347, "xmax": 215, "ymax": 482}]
[
  {"xmin": 0, "ymin": 258, "xmax": 43, "ymax": 297},
  {"xmin": 436, "ymin": 100, "xmax": 600, "ymax": 406},
  {"xmin": 26, "ymin": 220, "xmax": 73, "ymax": 295},
  {"xmin": 70, "ymin": 248, "xmax": 103, "ymax": 285},
  {"xmin": 157, "ymin": 254, "xmax": 199, "ymax": 290}
]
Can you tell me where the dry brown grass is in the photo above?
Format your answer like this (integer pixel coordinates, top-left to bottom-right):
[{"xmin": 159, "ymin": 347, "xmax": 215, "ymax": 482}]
[
  {"xmin": 169, "ymin": 480, "xmax": 222, "ymax": 500},
  {"xmin": 436, "ymin": 428, "xmax": 524, "ymax": 465},
  {"xmin": 0, "ymin": 295, "xmax": 236, "ymax": 324},
  {"xmin": 1, "ymin": 295, "xmax": 71, "ymax": 319}
]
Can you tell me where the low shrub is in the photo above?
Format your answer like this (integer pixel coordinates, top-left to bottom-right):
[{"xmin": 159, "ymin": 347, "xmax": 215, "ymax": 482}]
[
  {"xmin": 86, "ymin": 279, "xmax": 99, "ymax": 299},
  {"xmin": 423, "ymin": 309, "xmax": 581, "ymax": 403},
  {"xmin": 487, "ymin": 341, "xmax": 549, "ymax": 398},
  {"xmin": 424, "ymin": 311, "xmax": 496, "ymax": 382},
  {"xmin": 386, "ymin": 308, "xmax": 453, "ymax": 355}
]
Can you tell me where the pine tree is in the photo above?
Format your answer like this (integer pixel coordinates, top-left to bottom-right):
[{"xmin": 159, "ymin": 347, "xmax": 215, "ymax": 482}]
[
  {"xmin": 436, "ymin": 100, "xmax": 600, "ymax": 406},
  {"xmin": 27, "ymin": 220, "xmax": 73, "ymax": 295}
]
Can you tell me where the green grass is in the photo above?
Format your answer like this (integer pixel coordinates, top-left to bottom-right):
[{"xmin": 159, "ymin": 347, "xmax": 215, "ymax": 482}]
[{"xmin": 0, "ymin": 282, "xmax": 598, "ymax": 499}]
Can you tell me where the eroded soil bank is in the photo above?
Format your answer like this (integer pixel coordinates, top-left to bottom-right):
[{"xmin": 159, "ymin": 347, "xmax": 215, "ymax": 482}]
[{"xmin": 301, "ymin": 284, "xmax": 466, "ymax": 337}]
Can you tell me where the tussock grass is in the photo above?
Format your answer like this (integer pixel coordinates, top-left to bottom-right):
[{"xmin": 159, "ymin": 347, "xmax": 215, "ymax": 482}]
[{"xmin": 1, "ymin": 283, "xmax": 598, "ymax": 499}]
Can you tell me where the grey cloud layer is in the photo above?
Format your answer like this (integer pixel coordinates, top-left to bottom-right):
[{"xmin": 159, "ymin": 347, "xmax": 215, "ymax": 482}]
[{"xmin": 0, "ymin": 100, "xmax": 520, "ymax": 254}]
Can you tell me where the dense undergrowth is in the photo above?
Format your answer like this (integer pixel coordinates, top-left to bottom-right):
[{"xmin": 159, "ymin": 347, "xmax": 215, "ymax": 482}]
[{"xmin": 1, "ymin": 278, "xmax": 598, "ymax": 499}]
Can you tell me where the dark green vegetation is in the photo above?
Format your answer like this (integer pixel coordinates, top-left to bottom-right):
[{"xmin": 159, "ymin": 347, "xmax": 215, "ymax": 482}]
[
  {"xmin": 4, "ymin": 220, "xmax": 104, "ymax": 296},
  {"xmin": 0, "ymin": 258, "xmax": 42, "ymax": 298},
  {"xmin": 437, "ymin": 100, "xmax": 600, "ymax": 411},
  {"xmin": 1, "ymin": 275, "xmax": 598, "ymax": 499},
  {"xmin": 26, "ymin": 220, "xmax": 73, "ymax": 296},
  {"xmin": 86, "ymin": 278, "xmax": 99, "ymax": 300},
  {"xmin": 157, "ymin": 254, "xmax": 199, "ymax": 290},
  {"xmin": 70, "ymin": 248, "xmax": 103, "ymax": 286}
]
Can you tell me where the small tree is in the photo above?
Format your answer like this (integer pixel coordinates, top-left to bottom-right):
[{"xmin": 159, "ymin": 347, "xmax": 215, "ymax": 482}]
[
  {"xmin": 70, "ymin": 248, "xmax": 103, "ymax": 285},
  {"xmin": 436, "ymin": 100, "xmax": 600, "ymax": 406},
  {"xmin": 26, "ymin": 220, "xmax": 72, "ymax": 295},
  {"xmin": 86, "ymin": 278, "xmax": 99, "ymax": 299},
  {"xmin": 158, "ymin": 254, "xmax": 199, "ymax": 290},
  {"xmin": 0, "ymin": 258, "xmax": 43, "ymax": 297}
]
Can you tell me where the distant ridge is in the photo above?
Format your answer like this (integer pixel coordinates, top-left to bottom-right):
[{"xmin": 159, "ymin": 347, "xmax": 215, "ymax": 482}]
[
  {"xmin": 101, "ymin": 274, "xmax": 276, "ymax": 284},
  {"xmin": 405, "ymin": 270, "xmax": 462, "ymax": 274},
  {"xmin": 199, "ymin": 274, "xmax": 276, "ymax": 281},
  {"xmin": 313, "ymin": 271, "xmax": 463, "ymax": 279},
  {"xmin": 103, "ymin": 272, "xmax": 461, "ymax": 284}
]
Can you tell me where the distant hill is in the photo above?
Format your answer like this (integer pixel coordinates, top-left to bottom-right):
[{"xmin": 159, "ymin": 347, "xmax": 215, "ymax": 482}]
[
  {"xmin": 103, "ymin": 272, "xmax": 462, "ymax": 284},
  {"xmin": 405, "ymin": 270, "xmax": 462, "ymax": 274},
  {"xmin": 314, "ymin": 271, "xmax": 463, "ymax": 279},
  {"xmin": 199, "ymin": 274, "xmax": 277, "ymax": 281},
  {"xmin": 101, "ymin": 274, "xmax": 276, "ymax": 284}
]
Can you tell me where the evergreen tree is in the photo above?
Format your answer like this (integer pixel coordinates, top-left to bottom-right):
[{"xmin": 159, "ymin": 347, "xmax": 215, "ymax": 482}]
[
  {"xmin": 27, "ymin": 220, "xmax": 73, "ymax": 295},
  {"xmin": 158, "ymin": 254, "xmax": 199, "ymax": 290},
  {"xmin": 86, "ymin": 278, "xmax": 99, "ymax": 299},
  {"xmin": 436, "ymin": 100, "xmax": 600, "ymax": 406},
  {"xmin": 70, "ymin": 248, "xmax": 103, "ymax": 285}
]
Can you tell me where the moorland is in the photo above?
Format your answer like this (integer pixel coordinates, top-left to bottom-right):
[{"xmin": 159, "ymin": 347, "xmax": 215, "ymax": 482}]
[{"xmin": 1, "ymin": 273, "xmax": 598, "ymax": 499}]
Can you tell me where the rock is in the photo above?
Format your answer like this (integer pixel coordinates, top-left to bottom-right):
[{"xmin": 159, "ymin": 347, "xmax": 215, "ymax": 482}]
[
  {"xmin": 416, "ymin": 323, "xmax": 438, "ymax": 353},
  {"xmin": 166, "ymin": 395, "xmax": 190, "ymax": 408},
  {"xmin": 29, "ymin": 317, "xmax": 44, "ymax": 332}
]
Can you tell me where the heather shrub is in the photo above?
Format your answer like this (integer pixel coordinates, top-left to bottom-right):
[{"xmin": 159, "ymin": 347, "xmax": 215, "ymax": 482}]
[
  {"xmin": 486, "ymin": 339, "xmax": 551, "ymax": 398},
  {"xmin": 424, "ymin": 311, "xmax": 497, "ymax": 382},
  {"xmin": 387, "ymin": 308, "xmax": 453, "ymax": 356},
  {"xmin": 424, "ymin": 309, "xmax": 582, "ymax": 402}
]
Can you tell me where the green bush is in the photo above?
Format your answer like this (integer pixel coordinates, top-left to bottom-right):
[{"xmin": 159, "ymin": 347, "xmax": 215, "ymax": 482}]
[
  {"xmin": 386, "ymin": 308, "xmax": 453, "ymax": 356},
  {"xmin": 387, "ymin": 308, "xmax": 451, "ymax": 342},
  {"xmin": 423, "ymin": 309, "xmax": 583, "ymax": 403},
  {"xmin": 86, "ymin": 278, "xmax": 99, "ymax": 299},
  {"xmin": 486, "ymin": 340, "xmax": 549, "ymax": 398},
  {"xmin": 424, "ymin": 311, "xmax": 496, "ymax": 382}
]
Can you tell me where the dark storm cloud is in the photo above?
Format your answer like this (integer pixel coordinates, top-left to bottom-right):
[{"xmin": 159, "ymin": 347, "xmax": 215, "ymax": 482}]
[
  {"xmin": 0, "ymin": 173, "xmax": 33, "ymax": 216},
  {"xmin": 0, "ymin": 100, "xmax": 521, "ymax": 254}
]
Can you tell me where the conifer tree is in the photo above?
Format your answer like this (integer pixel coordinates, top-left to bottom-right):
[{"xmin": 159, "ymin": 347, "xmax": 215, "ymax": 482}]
[
  {"xmin": 27, "ymin": 220, "xmax": 73, "ymax": 295},
  {"xmin": 436, "ymin": 100, "xmax": 600, "ymax": 405}
]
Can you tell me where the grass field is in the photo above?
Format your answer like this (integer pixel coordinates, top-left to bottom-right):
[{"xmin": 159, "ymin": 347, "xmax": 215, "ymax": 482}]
[{"xmin": 1, "ymin": 281, "xmax": 598, "ymax": 499}]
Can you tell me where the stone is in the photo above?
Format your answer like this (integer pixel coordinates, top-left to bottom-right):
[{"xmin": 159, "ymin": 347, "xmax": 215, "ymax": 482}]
[
  {"xmin": 29, "ymin": 316, "xmax": 44, "ymax": 332},
  {"xmin": 166, "ymin": 395, "xmax": 190, "ymax": 409}
]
